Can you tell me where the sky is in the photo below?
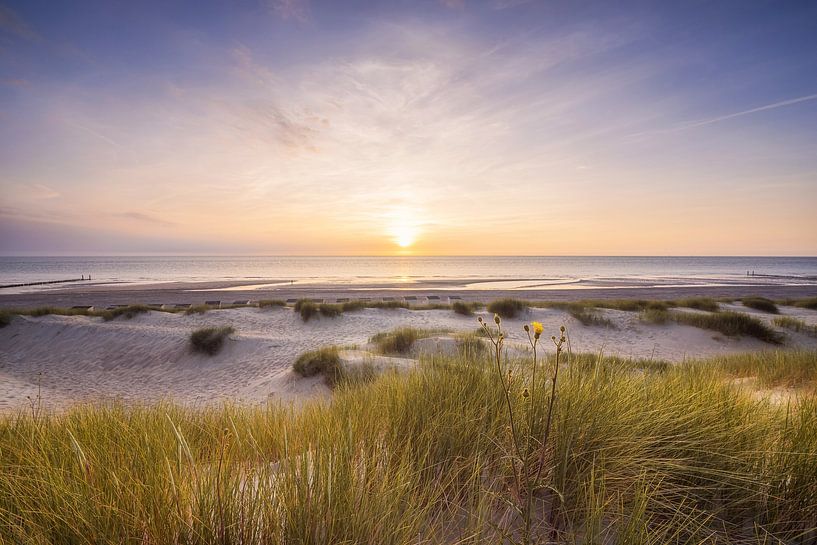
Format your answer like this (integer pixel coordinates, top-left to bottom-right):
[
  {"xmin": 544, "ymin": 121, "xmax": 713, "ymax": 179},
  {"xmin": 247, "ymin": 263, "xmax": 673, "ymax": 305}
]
[{"xmin": 1, "ymin": 0, "xmax": 816, "ymax": 256}]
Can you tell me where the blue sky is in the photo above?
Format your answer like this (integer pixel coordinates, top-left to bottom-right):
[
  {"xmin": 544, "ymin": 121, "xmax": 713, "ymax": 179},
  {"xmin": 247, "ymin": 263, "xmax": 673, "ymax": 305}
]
[{"xmin": 1, "ymin": 0, "xmax": 816, "ymax": 255}]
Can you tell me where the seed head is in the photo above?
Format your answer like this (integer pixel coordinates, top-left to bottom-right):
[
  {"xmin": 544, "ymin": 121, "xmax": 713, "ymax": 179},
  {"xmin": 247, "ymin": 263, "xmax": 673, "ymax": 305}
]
[
  {"xmin": 522, "ymin": 388, "xmax": 530, "ymax": 398},
  {"xmin": 523, "ymin": 324, "xmax": 530, "ymax": 332},
  {"xmin": 560, "ymin": 325, "xmax": 566, "ymax": 333},
  {"xmin": 494, "ymin": 314, "xmax": 501, "ymax": 325}
]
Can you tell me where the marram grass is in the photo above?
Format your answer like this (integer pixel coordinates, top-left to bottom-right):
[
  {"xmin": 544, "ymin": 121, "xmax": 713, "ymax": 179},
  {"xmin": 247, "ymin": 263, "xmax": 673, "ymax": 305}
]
[{"xmin": 1, "ymin": 348, "xmax": 816, "ymax": 544}]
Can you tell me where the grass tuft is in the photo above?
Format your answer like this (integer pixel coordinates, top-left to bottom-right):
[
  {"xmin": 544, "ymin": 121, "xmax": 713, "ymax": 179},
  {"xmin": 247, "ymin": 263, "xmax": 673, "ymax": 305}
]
[
  {"xmin": 293, "ymin": 346, "xmax": 342, "ymax": 385},
  {"xmin": 741, "ymin": 296, "xmax": 779, "ymax": 314},
  {"xmin": 780, "ymin": 297, "xmax": 817, "ymax": 310},
  {"xmin": 640, "ymin": 308, "xmax": 671, "ymax": 324},
  {"xmin": 674, "ymin": 297, "xmax": 720, "ymax": 312},
  {"xmin": 370, "ymin": 327, "xmax": 444, "ymax": 354},
  {"xmin": 102, "ymin": 304, "xmax": 151, "ymax": 321},
  {"xmin": 294, "ymin": 299, "xmax": 319, "ymax": 322},
  {"xmin": 714, "ymin": 350, "xmax": 817, "ymax": 388},
  {"xmin": 368, "ymin": 300, "xmax": 410, "ymax": 310},
  {"xmin": 184, "ymin": 304, "xmax": 210, "ymax": 315},
  {"xmin": 317, "ymin": 303, "xmax": 343, "ymax": 318},
  {"xmin": 641, "ymin": 309, "xmax": 785, "ymax": 343},
  {"xmin": 258, "ymin": 299, "xmax": 286, "ymax": 308},
  {"xmin": 452, "ymin": 300, "xmax": 480, "ymax": 316},
  {"xmin": 455, "ymin": 332, "xmax": 488, "ymax": 358},
  {"xmin": 189, "ymin": 326, "xmax": 234, "ymax": 355},
  {"xmin": 340, "ymin": 300, "xmax": 366, "ymax": 312},
  {"xmin": 774, "ymin": 316, "xmax": 817, "ymax": 337},
  {"xmin": 486, "ymin": 298, "xmax": 527, "ymax": 318},
  {"xmin": 675, "ymin": 310, "xmax": 784, "ymax": 344}
]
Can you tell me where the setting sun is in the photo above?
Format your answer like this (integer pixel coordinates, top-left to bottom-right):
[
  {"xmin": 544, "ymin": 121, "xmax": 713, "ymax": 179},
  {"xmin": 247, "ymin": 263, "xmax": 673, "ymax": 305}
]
[{"xmin": 386, "ymin": 207, "xmax": 422, "ymax": 249}]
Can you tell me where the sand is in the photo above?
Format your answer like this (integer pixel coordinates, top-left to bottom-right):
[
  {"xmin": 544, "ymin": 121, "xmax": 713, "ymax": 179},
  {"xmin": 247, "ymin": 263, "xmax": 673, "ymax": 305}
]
[
  {"xmin": 2, "ymin": 302, "xmax": 816, "ymax": 413},
  {"xmin": 1, "ymin": 278, "xmax": 816, "ymax": 309}
]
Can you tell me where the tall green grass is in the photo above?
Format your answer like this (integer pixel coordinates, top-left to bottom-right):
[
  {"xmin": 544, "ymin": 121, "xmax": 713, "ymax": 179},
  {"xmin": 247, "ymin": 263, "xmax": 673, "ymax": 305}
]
[
  {"xmin": 1, "ymin": 349, "xmax": 815, "ymax": 543},
  {"xmin": 712, "ymin": 350, "xmax": 817, "ymax": 389}
]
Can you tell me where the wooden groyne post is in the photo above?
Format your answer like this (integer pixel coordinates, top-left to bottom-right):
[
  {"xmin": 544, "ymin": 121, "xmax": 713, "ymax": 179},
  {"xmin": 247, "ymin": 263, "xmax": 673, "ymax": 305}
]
[{"xmin": 0, "ymin": 277, "xmax": 92, "ymax": 289}]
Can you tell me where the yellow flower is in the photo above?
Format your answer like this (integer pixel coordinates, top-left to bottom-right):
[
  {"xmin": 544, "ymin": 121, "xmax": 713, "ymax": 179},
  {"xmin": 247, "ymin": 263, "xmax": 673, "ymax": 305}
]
[{"xmin": 531, "ymin": 321, "xmax": 544, "ymax": 336}]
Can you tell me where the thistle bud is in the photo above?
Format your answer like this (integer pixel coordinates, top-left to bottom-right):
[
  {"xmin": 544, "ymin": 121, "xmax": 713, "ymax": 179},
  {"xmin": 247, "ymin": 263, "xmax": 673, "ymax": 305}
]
[
  {"xmin": 523, "ymin": 324, "xmax": 530, "ymax": 332},
  {"xmin": 522, "ymin": 388, "xmax": 530, "ymax": 398}
]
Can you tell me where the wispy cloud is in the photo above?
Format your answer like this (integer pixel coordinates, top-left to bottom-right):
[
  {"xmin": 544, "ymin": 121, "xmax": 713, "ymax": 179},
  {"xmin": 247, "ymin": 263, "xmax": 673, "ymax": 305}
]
[
  {"xmin": 0, "ymin": 4, "xmax": 39, "ymax": 41},
  {"xmin": 1, "ymin": 6, "xmax": 815, "ymax": 255},
  {"xmin": 112, "ymin": 212, "xmax": 177, "ymax": 227},
  {"xmin": 268, "ymin": 0, "xmax": 310, "ymax": 22}
]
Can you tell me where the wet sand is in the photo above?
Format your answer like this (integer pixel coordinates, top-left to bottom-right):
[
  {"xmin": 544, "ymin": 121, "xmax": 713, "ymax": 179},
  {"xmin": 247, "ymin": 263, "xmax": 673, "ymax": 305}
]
[{"xmin": 1, "ymin": 277, "xmax": 815, "ymax": 309}]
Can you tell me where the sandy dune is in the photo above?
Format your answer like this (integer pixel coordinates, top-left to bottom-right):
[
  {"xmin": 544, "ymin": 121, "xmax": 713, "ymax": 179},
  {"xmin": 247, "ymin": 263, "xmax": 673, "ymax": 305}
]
[{"xmin": 1, "ymin": 305, "xmax": 816, "ymax": 412}]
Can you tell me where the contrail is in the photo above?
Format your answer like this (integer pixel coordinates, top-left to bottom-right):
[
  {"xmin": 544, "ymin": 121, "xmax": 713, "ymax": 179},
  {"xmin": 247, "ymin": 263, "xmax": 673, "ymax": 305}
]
[
  {"xmin": 677, "ymin": 92, "xmax": 817, "ymax": 130},
  {"xmin": 627, "ymin": 92, "xmax": 817, "ymax": 138}
]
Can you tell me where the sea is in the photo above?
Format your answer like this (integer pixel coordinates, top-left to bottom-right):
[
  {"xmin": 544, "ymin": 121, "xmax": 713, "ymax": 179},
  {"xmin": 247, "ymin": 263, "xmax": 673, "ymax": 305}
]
[{"xmin": 1, "ymin": 256, "xmax": 816, "ymax": 293}]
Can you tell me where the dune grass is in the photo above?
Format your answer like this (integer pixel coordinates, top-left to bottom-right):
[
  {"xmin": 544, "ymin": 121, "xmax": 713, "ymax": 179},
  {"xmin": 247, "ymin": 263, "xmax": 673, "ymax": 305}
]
[
  {"xmin": 452, "ymin": 300, "xmax": 480, "ymax": 315},
  {"xmin": 1, "ymin": 347, "xmax": 815, "ymax": 543},
  {"xmin": 258, "ymin": 299, "xmax": 286, "ymax": 308},
  {"xmin": 741, "ymin": 296, "xmax": 779, "ymax": 314},
  {"xmin": 293, "ymin": 299, "xmax": 319, "ymax": 322},
  {"xmin": 369, "ymin": 300, "xmax": 410, "ymax": 309},
  {"xmin": 486, "ymin": 298, "xmax": 528, "ymax": 318},
  {"xmin": 712, "ymin": 350, "xmax": 817, "ymax": 389},
  {"xmin": 640, "ymin": 307, "xmax": 672, "ymax": 325},
  {"xmin": 672, "ymin": 296, "xmax": 720, "ymax": 312},
  {"xmin": 641, "ymin": 309, "xmax": 785, "ymax": 344},
  {"xmin": 317, "ymin": 303, "xmax": 343, "ymax": 318},
  {"xmin": 369, "ymin": 327, "xmax": 445, "ymax": 354},
  {"xmin": 537, "ymin": 302, "xmax": 615, "ymax": 327},
  {"xmin": 780, "ymin": 297, "xmax": 817, "ymax": 311},
  {"xmin": 293, "ymin": 346, "xmax": 342, "ymax": 386},
  {"xmin": 189, "ymin": 326, "xmax": 234, "ymax": 355},
  {"xmin": 774, "ymin": 316, "xmax": 817, "ymax": 337},
  {"xmin": 455, "ymin": 332, "xmax": 489, "ymax": 358},
  {"xmin": 184, "ymin": 304, "xmax": 211, "ymax": 315},
  {"xmin": 674, "ymin": 310, "xmax": 784, "ymax": 344}
]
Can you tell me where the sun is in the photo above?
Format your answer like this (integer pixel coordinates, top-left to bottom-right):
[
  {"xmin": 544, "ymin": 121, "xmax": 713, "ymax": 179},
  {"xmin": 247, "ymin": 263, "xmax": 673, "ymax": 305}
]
[
  {"xmin": 386, "ymin": 207, "xmax": 421, "ymax": 249},
  {"xmin": 392, "ymin": 222, "xmax": 418, "ymax": 248},
  {"xmin": 394, "ymin": 226, "xmax": 416, "ymax": 248}
]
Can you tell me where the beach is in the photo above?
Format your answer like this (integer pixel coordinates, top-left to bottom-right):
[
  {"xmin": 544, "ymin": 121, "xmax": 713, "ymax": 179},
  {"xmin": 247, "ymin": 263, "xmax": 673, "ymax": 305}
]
[{"xmin": 2, "ymin": 288, "xmax": 816, "ymax": 413}]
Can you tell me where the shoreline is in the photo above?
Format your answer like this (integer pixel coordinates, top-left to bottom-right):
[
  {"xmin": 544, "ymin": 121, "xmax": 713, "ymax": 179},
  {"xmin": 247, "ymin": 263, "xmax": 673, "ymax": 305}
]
[{"xmin": 1, "ymin": 278, "xmax": 815, "ymax": 309}]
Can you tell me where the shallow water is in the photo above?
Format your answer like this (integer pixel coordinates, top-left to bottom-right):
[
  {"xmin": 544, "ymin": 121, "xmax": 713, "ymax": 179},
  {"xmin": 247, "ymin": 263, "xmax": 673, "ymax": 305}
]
[{"xmin": 1, "ymin": 255, "xmax": 816, "ymax": 292}]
